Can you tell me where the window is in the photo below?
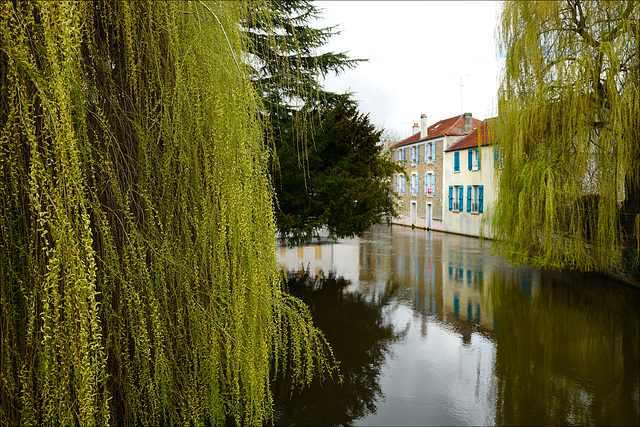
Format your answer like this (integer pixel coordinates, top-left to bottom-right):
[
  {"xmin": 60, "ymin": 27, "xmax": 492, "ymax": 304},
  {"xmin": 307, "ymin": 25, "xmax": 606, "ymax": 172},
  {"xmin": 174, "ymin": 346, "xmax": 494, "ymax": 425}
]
[
  {"xmin": 426, "ymin": 141, "xmax": 436, "ymax": 163},
  {"xmin": 424, "ymin": 172, "xmax": 436, "ymax": 196},
  {"xmin": 494, "ymin": 146, "xmax": 503, "ymax": 169},
  {"xmin": 397, "ymin": 174, "xmax": 406, "ymax": 195},
  {"xmin": 466, "ymin": 185, "xmax": 484, "ymax": 213},
  {"xmin": 453, "ymin": 151, "xmax": 460, "ymax": 172},
  {"xmin": 409, "ymin": 145, "xmax": 420, "ymax": 165},
  {"xmin": 448, "ymin": 185, "xmax": 465, "ymax": 212},
  {"xmin": 468, "ymin": 148, "xmax": 480, "ymax": 171},
  {"xmin": 397, "ymin": 148, "xmax": 406, "ymax": 166},
  {"xmin": 410, "ymin": 173, "xmax": 419, "ymax": 196}
]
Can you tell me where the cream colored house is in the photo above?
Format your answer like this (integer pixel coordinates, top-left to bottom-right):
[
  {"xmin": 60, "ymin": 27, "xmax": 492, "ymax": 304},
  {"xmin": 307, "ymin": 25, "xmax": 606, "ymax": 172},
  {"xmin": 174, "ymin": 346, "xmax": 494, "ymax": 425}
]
[{"xmin": 443, "ymin": 119, "xmax": 498, "ymax": 238}]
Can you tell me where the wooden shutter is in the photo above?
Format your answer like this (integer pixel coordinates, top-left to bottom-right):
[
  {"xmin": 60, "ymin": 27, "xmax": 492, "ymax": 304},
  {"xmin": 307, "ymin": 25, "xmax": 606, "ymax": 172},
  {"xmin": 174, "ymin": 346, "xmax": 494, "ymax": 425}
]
[
  {"xmin": 458, "ymin": 185, "xmax": 463, "ymax": 211},
  {"xmin": 448, "ymin": 186, "xmax": 453, "ymax": 211},
  {"xmin": 468, "ymin": 149, "xmax": 473, "ymax": 170},
  {"xmin": 431, "ymin": 174, "xmax": 436, "ymax": 195},
  {"xmin": 454, "ymin": 152, "xmax": 459, "ymax": 172},
  {"xmin": 478, "ymin": 185, "xmax": 484, "ymax": 213},
  {"xmin": 467, "ymin": 185, "xmax": 472, "ymax": 212}
]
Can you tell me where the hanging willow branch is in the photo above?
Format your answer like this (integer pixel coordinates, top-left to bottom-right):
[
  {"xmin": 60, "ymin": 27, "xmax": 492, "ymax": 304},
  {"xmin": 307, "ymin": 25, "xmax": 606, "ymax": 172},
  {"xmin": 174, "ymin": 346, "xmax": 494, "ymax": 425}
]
[
  {"xmin": 491, "ymin": 0, "xmax": 640, "ymax": 272},
  {"xmin": 0, "ymin": 1, "xmax": 335, "ymax": 425}
]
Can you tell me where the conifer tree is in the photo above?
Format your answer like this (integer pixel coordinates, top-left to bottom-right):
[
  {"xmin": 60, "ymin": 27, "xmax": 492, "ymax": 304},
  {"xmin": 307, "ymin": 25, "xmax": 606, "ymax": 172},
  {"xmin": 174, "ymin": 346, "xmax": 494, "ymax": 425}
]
[
  {"xmin": 492, "ymin": 0, "xmax": 640, "ymax": 272},
  {"xmin": 275, "ymin": 95, "xmax": 402, "ymax": 244},
  {"xmin": 243, "ymin": 1, "xmax": 399, "ymax": 242}
]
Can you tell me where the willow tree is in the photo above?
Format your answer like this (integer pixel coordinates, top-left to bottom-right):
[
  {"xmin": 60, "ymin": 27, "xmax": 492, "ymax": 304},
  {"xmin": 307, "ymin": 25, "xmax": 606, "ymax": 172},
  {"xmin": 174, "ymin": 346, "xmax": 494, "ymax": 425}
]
[
  {"xmin": 492, "ymin": 0, "xmax": 640, "ymax": 272},
  {"xmin": 0, "ymin": 1, "xmax": 335, "ymax": 425}
]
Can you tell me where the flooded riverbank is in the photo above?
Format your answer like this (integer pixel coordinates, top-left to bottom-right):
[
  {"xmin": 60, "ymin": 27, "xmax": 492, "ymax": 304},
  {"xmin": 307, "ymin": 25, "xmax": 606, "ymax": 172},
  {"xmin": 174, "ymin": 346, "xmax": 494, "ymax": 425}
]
[{"xmin": 274, "ymin": 225, "xmax": 640, "ymax": 426}]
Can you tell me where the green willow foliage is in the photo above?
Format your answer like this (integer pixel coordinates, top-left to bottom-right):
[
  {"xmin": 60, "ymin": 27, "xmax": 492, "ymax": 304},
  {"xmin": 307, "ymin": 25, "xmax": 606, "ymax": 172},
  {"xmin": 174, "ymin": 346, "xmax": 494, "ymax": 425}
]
[
  {"xmin": 492, "ymin": 0, "xmax": 640, "ymax": 271},
  {"xmin": 0, "ymin": 1, "xmax": 335, "ymax": 425}
]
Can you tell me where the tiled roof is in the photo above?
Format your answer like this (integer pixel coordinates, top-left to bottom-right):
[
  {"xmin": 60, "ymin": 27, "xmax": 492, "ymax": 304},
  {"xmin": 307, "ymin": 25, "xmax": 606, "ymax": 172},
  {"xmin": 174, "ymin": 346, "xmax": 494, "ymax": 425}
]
[
  {"xmin": 390, "ymin": 114, "xmax": 481, "ymax": 149},
  {"xmin": 444, "ymin": 117, "xmax": 497, "ymax": 152}
]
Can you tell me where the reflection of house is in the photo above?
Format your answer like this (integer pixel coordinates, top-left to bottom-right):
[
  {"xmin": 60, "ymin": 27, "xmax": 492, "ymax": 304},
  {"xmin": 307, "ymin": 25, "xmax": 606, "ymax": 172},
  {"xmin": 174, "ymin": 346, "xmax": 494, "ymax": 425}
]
[
  {"xmin": 443, "ymin": 118, "xmax": 498, "ymax": 238},
  {"xmin": 391, "ymin": 113, "xmax": 480, "ymax": 231}
]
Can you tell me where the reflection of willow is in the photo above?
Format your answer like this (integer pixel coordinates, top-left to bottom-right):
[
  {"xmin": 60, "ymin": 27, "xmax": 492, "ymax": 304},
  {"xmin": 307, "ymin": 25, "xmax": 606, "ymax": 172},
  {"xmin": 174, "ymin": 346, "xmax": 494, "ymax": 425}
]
[
  {"xmin": 489, "ymin": 269, "xmax": 640, "ymax": 426},
  {"xmin": 272, "ymin": 269, "xmax": 401, "ymax": 426}
]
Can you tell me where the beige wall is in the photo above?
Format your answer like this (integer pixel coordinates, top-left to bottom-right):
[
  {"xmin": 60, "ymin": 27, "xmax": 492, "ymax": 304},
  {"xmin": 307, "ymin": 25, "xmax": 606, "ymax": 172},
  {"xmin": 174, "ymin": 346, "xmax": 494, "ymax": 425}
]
[
  {"xmin": 443, "ymin": 145, "xmax": 497, "ymax": 238},
  {"xmin": 393, "ymin": 135, "xmax": 463, "ymax": 230}
]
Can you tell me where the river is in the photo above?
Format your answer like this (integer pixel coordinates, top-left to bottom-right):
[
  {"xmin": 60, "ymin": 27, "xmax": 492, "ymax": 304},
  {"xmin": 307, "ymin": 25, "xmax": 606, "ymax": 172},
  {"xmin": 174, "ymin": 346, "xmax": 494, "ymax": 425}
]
[{"xmin": 273, "ymin": 224, "xmax": 640, "ymax": 426}]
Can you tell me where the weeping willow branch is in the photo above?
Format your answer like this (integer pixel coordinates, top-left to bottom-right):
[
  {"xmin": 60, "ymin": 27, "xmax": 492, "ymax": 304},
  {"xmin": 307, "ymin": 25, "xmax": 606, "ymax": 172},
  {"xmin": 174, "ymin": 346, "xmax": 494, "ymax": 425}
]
[
  {"xmin": 492, "ymin": 0, "xmax": 640, "ymax": 272},
  {"xmin": 0, "ymin": 1, "xmax": 336, "ymax": 425}
]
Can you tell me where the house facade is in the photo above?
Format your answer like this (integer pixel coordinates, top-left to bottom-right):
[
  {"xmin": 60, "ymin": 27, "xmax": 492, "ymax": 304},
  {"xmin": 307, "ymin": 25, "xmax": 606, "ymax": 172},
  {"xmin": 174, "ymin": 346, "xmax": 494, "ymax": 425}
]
[
  {"xmin": 391, "ymin": 113, "xmax": 479, "ymax": 231},
  {"xmin": 443, "ymin": 119, "xmax": 498, "ymax": 238}
]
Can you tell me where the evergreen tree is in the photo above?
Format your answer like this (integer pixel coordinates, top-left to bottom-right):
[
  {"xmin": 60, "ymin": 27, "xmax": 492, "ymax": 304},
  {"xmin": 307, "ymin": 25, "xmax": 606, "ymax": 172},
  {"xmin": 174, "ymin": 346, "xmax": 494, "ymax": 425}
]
[
  {"xmin": 492, "ymin": 0, "xmax": 640, "ymax": 272},
  {"xmin": 274, "ymin": 95, "xmax": 402, "ymax": 244},
  {"xmin": 243, "ymin": 1, "xmax": 400, "ymax": 242}
]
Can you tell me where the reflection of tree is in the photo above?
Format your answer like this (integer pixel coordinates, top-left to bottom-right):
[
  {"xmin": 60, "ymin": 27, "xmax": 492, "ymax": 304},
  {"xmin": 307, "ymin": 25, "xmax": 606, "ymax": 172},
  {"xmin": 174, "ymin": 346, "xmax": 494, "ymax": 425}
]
[
  {"xmin": 489, "ymin": 269, "xmax": 640, "ymax": 426},
  {"xmin": 272, "ymin": 269, "xmax": 400, "ymax": 426}
]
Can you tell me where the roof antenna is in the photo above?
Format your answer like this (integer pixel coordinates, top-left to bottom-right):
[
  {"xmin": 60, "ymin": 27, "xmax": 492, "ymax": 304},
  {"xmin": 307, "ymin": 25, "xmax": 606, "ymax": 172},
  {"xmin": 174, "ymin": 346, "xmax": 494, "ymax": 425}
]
[{"xmin": 460, "ymin": 74, "xmax": 469, "ymax": 120}]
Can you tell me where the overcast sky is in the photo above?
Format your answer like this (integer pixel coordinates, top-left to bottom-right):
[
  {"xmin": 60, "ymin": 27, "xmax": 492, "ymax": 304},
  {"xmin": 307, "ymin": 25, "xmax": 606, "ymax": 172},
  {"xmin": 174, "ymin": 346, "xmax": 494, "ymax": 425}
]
[{"xmin": 315, "ymin": 1, "xmax": 503, "ymax": 139}]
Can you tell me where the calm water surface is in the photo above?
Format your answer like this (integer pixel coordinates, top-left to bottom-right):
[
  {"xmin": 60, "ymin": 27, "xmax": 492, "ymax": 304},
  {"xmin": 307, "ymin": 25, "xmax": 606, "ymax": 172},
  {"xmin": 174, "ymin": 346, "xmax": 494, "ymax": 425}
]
[{"xmin": 274, "ymin": 225, "xmax": 640, "ymax": 426}]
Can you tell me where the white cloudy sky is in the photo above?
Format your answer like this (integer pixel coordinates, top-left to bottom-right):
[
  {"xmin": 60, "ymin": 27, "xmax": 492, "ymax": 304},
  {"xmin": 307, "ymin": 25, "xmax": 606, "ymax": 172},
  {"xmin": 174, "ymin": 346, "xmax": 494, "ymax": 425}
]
[{"xmin": 315, "ymin": 1, "xmax": 504, "ymax": 139}]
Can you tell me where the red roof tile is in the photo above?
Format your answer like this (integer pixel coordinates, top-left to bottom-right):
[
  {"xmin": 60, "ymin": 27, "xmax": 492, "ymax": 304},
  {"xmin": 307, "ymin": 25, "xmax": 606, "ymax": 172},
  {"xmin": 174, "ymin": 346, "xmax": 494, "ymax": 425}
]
[
  {"xmin": 444, "ymin": 117, "xmax": 497, "ymax": 152},
  {"xmin": 390, "ymin": 114, "xmax": 481, "ymax": 149}
]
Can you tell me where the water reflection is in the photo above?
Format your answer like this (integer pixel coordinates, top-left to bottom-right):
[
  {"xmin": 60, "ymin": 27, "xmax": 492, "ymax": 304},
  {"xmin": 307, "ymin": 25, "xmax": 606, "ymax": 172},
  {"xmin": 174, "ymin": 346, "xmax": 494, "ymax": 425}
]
[
  {"xmin": 490, "ymin": 269, "xmax": 640, "ymax": 425},
  {"xmin": 273, "ymin": 268, "xmax": 401, "ymax": 426},
  {"xmin": 276, "ymin": 225, "xmax": 640, "ymax": 426}
]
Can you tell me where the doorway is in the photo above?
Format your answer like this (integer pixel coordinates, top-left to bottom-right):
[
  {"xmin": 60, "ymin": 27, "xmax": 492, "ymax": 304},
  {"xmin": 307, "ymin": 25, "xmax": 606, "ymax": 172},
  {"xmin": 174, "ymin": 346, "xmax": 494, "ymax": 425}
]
[{"xmin": 410, "ymin": 201, "xmax": 417, "ymax": 226}]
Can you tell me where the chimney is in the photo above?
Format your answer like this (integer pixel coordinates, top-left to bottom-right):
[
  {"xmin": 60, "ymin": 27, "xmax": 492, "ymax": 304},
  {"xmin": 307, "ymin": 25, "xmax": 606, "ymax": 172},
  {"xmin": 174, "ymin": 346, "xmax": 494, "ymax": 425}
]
[
  {"xmin": 420, "ymin": 114, "xmax": 428, "ymax": 139},
  {"xmin": 412, "ymin": 123, "xmax": 420, "ymax": 135},
  {"xmin": 463, "ymin": 112, "xmax": 473, "ymax": 134}
]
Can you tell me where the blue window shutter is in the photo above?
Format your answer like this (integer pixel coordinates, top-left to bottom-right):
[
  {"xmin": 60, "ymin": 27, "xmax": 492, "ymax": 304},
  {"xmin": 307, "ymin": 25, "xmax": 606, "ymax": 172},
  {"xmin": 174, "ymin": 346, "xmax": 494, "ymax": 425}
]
[
  {"xmin": 424, "ymin": 173, "xmax": 428, "ymax": 195},
  {"xmin": 478, "ymin": 149, "xmax": 481, "ymax": 170},
  {"xmin": 458, "ymin": 185, "xmax": 464, "ymax": 210},
  {"xmin": 494, "ymin": 146, "xmax": 499, "ymax": 166},
  {"xmin": 454, "ymin": 152, "xmax": 459, "ymax": 172},
  {"xmin": 448, "ymin": 186, "xmax": 453, "ymax": 211},
  {"xmin": 468, "ymin": 149, "xmax": 473, "ymax": 170},
  {"xmin": 431, "ymin": 174, "xmax": 436, "ymax": 195},
  {"xmin": 415, "ymin": 175, "xmax": 419, "ymax": 194},
  {"xmin": 402, "ymin": 176, "xmax": 405, "ymax": 194},
  {"xmin": 467, "ymin": 185, "xmax": 472, "ymax": 212},
  {"xmin": 416, "ymin": 145, "xmax": 420, "ymax": 163},
  {"xmin": 432, "ymin": 142, "xmax": 436, "ymax": 161},
  {"xmin": 479, "ymin": 185, "xmax": 484, "ymax": 213}
]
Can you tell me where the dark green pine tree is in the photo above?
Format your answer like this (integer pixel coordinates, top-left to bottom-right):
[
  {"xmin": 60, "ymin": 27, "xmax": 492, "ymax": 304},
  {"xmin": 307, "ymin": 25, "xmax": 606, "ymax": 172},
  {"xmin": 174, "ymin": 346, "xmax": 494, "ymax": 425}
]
[
  {"xmin": 243, "ymin": 0, "xmax": 361, "ymax": 122},
  {"xmin": 274, "ymin": 95, "xmax": 403, "ymax": 244},
  {"xmin": 243, "ymin": 1, "xmax": 400, "ymax": 242}
]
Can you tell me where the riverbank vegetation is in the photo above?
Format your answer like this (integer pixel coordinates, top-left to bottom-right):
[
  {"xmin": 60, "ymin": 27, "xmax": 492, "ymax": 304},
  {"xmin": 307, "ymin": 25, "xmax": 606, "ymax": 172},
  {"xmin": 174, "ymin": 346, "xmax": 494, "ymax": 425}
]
[
  {"xmin": 0, "ymin": 1, "xmax": 338, "ymax": 424},
  {"xmin": 492, "ymin": 0, "xmax": 640, "ymax": 275}
]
